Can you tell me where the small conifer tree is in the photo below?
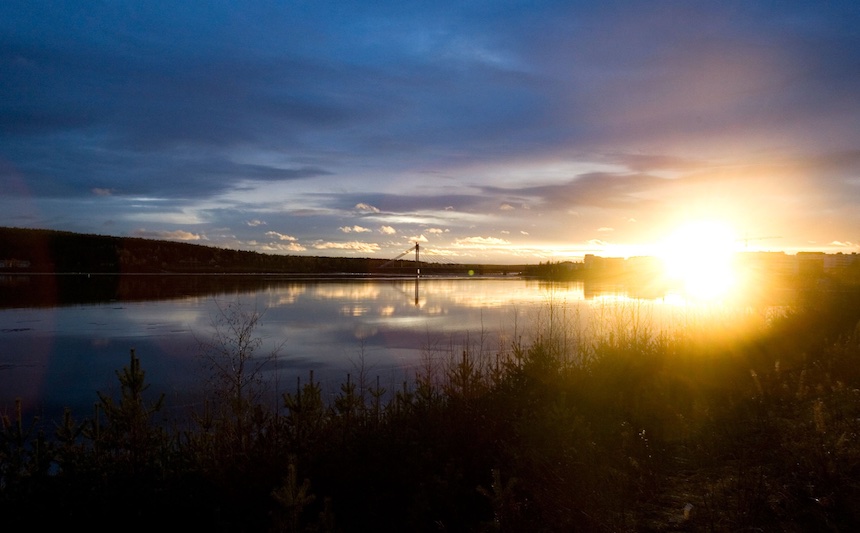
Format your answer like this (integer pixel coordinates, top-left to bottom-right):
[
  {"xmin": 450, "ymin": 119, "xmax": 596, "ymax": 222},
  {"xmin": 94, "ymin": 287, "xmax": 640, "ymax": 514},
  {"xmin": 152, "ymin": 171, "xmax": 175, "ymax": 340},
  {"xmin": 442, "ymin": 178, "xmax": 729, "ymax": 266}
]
[{"xmin": 95, "ymin": 348, "xmax": 165, "ymax": 473}]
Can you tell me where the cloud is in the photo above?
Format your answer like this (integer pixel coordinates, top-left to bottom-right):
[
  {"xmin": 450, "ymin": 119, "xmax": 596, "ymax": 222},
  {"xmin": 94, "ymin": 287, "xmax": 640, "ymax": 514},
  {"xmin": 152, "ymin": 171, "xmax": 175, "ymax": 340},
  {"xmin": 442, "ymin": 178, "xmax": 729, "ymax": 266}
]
[
  {"xmin": 427, "ymin": 228, "xmax": 447, "ymax": 234},
  {"xmin": 265, "ymin": 231, "xmax": 297, "ymax": 241},
  {"xmin": 482, "ymin": 172, "xmax": 667, "ymax": 211},
  {"xmin": 340, "ymin": 225, "xmax": 372, "ymax": 233},
  {"xmin": 355, "ymin": 203, "xmax": 380, "ymax": 213},
  {"xmin": 259, "ymin": 241, "xmax": 307, "ymax": 253},
  {"xmin": 454, "ymin": 236, "xmax": 511, "ymax": 247},
  {"xmin": 92, "ymin": 188, "xmax": 113, "ymax": 196},
  {"xmin": 499, "ymin": 203, "xmax": 515, "ymax": 210},
  {"xmin": 132, "ymin": 229, "xmax": 203, "ymax": 241},
  {"xmin": 379, "ymin": 225, "xmax": 396, "ymax": 235},
  {"xmin": 406, "ymin": 235, "xmax": 429, "ymax": 243},
  {"xmin": 330, "ymin": 192, "xmax": 492, "ymax": 218},
  {"xmin": 246, "ymin": 219, "xmax": 267, "ymax": 227},
  {"xmin": 312, "ymin": 241, "xmax": 381, "ymax": 254},
  {"xmin": 613, "ymin": 154, "xmax": 706, "ymax": 173}
]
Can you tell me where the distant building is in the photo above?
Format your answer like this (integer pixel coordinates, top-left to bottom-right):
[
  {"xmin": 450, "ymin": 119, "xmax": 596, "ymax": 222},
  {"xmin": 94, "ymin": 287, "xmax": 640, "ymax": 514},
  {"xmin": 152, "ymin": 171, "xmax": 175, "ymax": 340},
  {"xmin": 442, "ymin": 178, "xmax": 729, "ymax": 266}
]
[
  {"xmin": 824, "ymin": 252, "xmax": 858, "ymax": 271},
  {"xmin": 796, "ymin": 252, "xmax": 826, "ymax": 278},
  {"xmin": 735, "ymin": 252, "xmax": 797, "ymax": 277},
  {"xmin": 588, "ymin": 256, "xmax": 623, "ymax": 269},
  {"xmin": 625, "ymin": 256, "xmax": 662, "ymax": 275},
  {"xmin": 581, "ymin": 251, "xmax": 858, "ymax": 283}
]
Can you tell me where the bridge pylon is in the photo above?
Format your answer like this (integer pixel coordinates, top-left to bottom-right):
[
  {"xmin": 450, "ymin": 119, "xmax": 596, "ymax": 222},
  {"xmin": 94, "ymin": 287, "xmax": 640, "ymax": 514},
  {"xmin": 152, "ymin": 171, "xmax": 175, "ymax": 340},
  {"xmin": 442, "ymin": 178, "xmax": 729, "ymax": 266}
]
[{"xmin": 377, "ymin": 242, "xmax": 422, "ymax": 275}]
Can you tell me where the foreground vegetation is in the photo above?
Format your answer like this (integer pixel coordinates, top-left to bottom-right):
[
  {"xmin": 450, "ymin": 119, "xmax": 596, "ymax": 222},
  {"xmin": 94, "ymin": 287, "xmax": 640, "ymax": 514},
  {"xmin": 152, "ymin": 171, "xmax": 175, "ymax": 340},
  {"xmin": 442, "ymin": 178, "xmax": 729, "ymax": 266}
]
[{"xmin": 2, "ymin": 286, "xmax": 860, "ymax": 531}]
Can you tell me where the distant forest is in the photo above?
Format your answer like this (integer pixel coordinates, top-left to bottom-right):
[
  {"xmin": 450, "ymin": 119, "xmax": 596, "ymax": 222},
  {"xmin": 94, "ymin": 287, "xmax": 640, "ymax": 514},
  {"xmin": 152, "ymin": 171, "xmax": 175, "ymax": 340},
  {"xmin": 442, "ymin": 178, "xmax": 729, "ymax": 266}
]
[
  {"xmin": 0, "ymin": 227, "xmax": 526, "ymax": 275},
  {"xmin": 0, "ymin": 226, "xmax": 390, "ymax": 274}
]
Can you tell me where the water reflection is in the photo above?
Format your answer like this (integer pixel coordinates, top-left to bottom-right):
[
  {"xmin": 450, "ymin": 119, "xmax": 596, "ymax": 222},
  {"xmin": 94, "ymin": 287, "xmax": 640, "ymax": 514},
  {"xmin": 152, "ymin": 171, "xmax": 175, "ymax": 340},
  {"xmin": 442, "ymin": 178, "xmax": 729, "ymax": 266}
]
[{"xmin": 0, "ymin": 275, "xmax": 795, "ymax": 421}]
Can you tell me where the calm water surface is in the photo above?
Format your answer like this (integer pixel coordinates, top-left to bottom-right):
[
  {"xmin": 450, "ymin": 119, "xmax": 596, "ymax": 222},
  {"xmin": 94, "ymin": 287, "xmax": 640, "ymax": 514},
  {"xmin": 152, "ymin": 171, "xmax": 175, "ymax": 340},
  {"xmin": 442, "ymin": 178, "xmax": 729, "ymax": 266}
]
[{"xmin": 0, "ymin": 275, "xmax": 781, "ymax": 420}]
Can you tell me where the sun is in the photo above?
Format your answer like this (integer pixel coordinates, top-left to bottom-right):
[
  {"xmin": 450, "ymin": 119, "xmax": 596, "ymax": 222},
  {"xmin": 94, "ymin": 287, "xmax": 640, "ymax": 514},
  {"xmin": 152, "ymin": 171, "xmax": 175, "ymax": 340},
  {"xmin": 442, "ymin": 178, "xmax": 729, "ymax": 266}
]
[{"xmin": 657, "ymin": 220, "xmax": 740, "ymax": 300}]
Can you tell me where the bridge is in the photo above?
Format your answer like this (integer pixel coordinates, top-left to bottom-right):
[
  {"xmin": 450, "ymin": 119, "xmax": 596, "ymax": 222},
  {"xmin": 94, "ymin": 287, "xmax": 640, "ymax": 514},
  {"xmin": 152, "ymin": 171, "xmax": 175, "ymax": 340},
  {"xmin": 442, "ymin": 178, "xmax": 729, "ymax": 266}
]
[
  {"xmin": 376, "ymin": 242, "xmax": 475, "ymax": 276},
  {"xmin": 376, "ymin": 242, "xmax": 525, "ymax": 306},
  {"xmin": 375, "ymin": 242, "xmax": 523, "ymax": 277}
]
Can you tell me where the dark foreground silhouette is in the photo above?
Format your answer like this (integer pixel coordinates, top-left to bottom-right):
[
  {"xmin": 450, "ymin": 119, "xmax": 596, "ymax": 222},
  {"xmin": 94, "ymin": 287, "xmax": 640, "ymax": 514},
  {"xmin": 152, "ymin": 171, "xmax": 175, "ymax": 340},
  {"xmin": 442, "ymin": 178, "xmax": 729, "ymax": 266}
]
[{"xmin": 2, "ymin": 285, "xmax": 860, "ymax": 532}]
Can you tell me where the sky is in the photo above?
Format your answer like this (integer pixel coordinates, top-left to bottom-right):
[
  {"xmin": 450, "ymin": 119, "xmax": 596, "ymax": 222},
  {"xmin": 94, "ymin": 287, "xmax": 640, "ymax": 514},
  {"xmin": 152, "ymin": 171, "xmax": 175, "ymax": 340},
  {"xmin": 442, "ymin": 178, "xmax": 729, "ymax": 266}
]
[{"xmin": 2, "ymin": 1, "xmax": 859, "ymax": 264}]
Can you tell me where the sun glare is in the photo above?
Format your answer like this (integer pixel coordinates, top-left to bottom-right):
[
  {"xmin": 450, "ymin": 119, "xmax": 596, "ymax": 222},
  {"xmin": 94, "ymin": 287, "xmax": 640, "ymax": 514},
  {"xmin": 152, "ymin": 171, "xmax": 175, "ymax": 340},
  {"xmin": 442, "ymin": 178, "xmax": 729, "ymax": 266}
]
[{"xmin": 658, "ymin": 220, "xmax": 740, "ymax": 300}]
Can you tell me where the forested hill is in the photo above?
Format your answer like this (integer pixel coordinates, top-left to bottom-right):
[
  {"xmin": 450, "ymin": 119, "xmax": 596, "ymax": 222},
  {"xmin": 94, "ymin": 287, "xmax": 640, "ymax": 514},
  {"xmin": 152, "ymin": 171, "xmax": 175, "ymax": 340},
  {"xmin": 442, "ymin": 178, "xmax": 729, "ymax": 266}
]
[{"xmin": 0, "ymin": 226, "xmax": 390, "ymax": 274}]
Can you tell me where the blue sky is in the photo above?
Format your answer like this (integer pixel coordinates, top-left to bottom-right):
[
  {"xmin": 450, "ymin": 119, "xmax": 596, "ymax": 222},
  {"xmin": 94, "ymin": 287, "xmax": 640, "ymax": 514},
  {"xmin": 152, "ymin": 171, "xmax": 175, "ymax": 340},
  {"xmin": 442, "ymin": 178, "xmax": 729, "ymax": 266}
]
[{"xmin": 2, "ymin": 1, "xmax": 859, "ymax": 263}]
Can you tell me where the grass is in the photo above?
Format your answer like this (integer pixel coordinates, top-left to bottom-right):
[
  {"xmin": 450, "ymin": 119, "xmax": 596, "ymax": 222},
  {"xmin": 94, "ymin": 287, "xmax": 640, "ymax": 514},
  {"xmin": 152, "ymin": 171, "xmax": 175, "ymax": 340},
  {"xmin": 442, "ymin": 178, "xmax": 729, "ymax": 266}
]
[{"xmin": 2, "ymin": 283, "xmax": 860, "ymax": 531}]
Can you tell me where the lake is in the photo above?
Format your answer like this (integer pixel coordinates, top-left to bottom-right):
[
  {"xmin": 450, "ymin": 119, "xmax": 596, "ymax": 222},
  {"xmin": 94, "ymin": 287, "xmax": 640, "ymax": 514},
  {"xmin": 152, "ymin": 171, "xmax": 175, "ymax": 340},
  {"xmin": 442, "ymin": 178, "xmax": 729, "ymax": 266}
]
[{"xmin": 0, "ymin": 273, "xmax": 788, "ymax": 421}]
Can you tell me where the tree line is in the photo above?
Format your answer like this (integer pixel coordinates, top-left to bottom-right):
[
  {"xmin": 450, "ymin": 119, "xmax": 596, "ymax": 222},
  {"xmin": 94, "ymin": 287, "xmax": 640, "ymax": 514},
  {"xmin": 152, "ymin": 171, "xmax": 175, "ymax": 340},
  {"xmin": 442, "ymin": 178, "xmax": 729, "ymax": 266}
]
[{"xmin": 0, "ymin": 226, "xmax": 388, "ymax": 274}]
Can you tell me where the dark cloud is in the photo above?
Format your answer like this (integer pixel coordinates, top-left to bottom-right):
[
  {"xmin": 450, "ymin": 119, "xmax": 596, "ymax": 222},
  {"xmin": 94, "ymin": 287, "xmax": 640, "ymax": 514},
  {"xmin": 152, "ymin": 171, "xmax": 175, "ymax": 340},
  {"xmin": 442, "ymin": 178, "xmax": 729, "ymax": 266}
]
[
  {"xmin": 1, "ymin": 132, "xmax": 332, "ymax": 199},
  {"xmin": 483, "ymin": 172, "xmax": 668, "ymax": 210}
]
